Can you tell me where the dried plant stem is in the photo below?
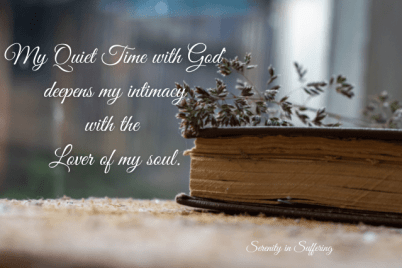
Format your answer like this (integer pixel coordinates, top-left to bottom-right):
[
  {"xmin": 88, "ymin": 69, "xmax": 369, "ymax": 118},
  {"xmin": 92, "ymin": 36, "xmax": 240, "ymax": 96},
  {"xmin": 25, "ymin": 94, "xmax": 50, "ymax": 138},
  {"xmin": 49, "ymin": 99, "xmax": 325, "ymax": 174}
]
[
  {"xmin": 223, "ymin": 96, "xmax": 368, "ymax": 126},
  {"xmin": 235, "ymin": 70, "xmax": 264, "ymax": 101},
  {"xmin": 291, "ymin": 104, "xmax": 370, "ymax": 127},
  {"xmin": 303, "ymin": 95, "xmax": 313, "ymax": 106},
  {"xmin": 176, "ymin": 54, "xmax": 363, "ymax": 136}
]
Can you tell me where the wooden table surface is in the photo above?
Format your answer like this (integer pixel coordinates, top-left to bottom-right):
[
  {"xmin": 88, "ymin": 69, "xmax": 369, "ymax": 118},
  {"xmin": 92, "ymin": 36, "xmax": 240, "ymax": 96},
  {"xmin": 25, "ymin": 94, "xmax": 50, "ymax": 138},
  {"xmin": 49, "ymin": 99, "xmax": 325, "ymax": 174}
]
[{"xmin": 0, "ymin": 197, "xmax": 401, "ymax": 267}]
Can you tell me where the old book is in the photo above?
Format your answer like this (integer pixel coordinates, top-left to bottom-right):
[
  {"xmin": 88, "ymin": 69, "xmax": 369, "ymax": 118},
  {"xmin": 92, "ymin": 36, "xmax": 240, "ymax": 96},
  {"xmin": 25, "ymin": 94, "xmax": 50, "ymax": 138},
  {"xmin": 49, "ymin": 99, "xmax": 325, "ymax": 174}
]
[{"xmin": 177, "ymin": 127, "xmax": 402, "ymax": 225}]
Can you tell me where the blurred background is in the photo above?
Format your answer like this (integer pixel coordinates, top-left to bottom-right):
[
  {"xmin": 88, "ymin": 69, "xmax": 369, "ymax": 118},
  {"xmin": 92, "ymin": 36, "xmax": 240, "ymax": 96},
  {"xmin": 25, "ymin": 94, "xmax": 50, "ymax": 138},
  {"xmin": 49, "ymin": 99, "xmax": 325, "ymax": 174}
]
[{"xmin": 0, "ymin": 0, "xmax": 400, "ymax": 199}]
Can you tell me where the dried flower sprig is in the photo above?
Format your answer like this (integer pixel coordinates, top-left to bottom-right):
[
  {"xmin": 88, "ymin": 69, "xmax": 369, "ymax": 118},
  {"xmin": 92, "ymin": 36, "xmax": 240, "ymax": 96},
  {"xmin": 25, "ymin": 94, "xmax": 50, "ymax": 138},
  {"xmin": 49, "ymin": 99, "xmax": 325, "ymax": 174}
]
[
  {"xmin": 175, "ymin": 53, "xmax": 355, "ymax": 137},
  {"xmin": 363, "ymin": 91, "xmax": 402, "ymax": 129}
]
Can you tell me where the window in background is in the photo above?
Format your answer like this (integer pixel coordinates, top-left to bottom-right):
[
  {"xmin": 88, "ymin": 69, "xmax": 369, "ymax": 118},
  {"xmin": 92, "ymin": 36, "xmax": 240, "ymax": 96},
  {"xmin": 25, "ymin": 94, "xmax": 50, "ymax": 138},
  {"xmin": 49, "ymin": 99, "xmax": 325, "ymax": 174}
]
[
  {"xmin": 271, "ymin": 0, "xmax": 371, "ymax": 126},
  {"xmin": 326, "ymin": 0, "xmax": 370, "ymax": 125},
  {"xmin": 272, "ymin": 0, "xmax": 332, "ymax": 124}
]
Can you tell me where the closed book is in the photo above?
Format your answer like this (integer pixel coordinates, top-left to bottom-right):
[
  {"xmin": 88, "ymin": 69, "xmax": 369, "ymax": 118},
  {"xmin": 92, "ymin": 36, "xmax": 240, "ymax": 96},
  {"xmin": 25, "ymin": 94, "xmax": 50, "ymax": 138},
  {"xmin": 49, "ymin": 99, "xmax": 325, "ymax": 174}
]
[{"xmin": 177, "ymin": 127, "xmax": 402, "ymax": 226}]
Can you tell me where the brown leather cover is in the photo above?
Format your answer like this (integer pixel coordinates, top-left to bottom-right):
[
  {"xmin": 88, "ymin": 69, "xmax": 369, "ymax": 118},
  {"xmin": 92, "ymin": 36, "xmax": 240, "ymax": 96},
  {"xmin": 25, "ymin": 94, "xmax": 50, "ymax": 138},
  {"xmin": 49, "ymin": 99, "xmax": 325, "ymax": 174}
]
[
  {"xmin": 186, "ymin": 126, "xmax": 402, "ymax": 142},
  {"xmin": 176, "ymin": 193, "xmax": 402, "ymax": 227}
]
